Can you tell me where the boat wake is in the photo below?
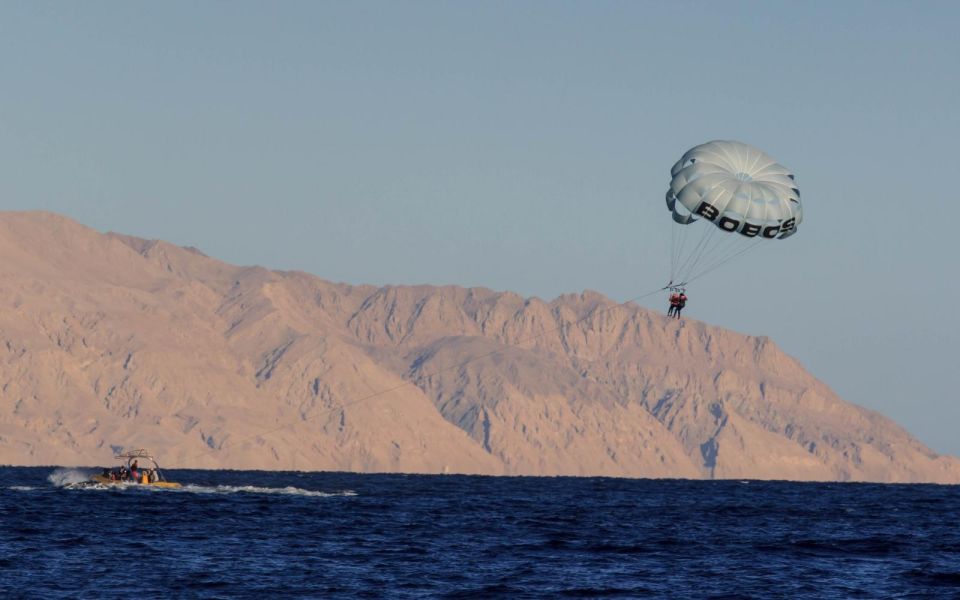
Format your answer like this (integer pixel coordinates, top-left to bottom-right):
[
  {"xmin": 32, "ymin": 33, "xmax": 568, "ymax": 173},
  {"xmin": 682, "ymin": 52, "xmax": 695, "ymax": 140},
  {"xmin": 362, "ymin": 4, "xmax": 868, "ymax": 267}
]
[
  {"xmin": 48, "ymin": 468, "xmax": 97, "ymax": 487},
  {"xmin": 62, "ymin": 481, "xmax": 137, "ymax": 491},
  {"xmin": 178, "ymin": 484, "xmax": 356, "ymax": 497}
]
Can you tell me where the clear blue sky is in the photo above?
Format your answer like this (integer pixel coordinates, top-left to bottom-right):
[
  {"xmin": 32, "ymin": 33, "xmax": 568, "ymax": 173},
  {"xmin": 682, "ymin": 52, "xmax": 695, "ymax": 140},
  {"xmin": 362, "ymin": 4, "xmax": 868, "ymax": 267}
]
[{"xmin": 3, "ymin": 2, "xmax": 958, "ymax": 453}]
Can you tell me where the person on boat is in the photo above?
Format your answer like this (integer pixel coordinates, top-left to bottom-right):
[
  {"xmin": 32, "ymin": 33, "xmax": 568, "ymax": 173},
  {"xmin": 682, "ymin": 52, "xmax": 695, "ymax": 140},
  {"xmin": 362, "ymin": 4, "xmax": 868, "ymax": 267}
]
[
  {"xmin": 130, "ymin": 460, "xmax": 139, "ymax": 482},
  {"xmin": 674, "ymin": 291, "xmax": 688, "ymax": 319},
  {"xmin": 667, "ymin": 292, "xmax": 680, "ymax": 317}
]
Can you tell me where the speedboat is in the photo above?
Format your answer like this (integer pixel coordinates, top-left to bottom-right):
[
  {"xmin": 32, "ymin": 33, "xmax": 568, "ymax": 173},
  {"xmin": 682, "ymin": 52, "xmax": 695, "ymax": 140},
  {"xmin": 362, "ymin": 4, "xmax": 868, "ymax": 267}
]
[{"xmin": 89, "ymin": 449, "xmax": 182, "ymax": 489}]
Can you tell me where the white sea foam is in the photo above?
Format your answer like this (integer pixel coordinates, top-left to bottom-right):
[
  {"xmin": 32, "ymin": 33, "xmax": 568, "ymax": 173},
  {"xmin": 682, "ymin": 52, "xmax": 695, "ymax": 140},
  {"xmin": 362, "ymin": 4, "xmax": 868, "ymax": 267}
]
[
  {"xmin": 179, "ymin": 484, "xmax": 356, "ymax": 497},
  {"xmin": 47, "ymin": 468, "xmax": 96, "ymax": 487},
  {"xmin": 8, "ymin": 485, "xmax": 36, "ymax": 491},
  {"xmin": 64, "ymin": 481, "xmax": 160, "ymax": 492}
]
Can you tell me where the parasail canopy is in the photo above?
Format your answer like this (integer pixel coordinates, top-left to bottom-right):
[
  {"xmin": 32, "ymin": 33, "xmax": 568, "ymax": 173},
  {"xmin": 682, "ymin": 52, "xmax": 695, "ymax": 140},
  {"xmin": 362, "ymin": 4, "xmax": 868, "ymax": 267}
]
[{"xmin": 664, "ymin": 140, "xmax": 803, "ymax": 286}]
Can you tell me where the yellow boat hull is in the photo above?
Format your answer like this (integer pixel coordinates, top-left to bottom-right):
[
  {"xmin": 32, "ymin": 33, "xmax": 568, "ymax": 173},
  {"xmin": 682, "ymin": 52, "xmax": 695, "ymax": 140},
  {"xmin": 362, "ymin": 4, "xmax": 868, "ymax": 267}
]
[{"xmin": 90, "ymin": 474, "xmax": 182, "ymax": 488}]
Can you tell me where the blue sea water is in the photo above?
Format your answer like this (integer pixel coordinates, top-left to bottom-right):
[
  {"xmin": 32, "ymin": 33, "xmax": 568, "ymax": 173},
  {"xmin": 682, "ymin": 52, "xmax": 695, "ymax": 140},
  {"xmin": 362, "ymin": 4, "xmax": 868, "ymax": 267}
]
[{"xmin": 1, "ymin": 467, "xmax": 959, "ymax": 598}]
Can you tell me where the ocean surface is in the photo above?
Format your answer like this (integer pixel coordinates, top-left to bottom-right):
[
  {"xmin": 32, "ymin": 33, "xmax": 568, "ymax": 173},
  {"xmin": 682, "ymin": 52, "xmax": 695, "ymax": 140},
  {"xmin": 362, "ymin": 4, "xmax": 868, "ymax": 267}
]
[{"xmin": 1, "ymin": 467, "xmax": 958, "ymax": 598}]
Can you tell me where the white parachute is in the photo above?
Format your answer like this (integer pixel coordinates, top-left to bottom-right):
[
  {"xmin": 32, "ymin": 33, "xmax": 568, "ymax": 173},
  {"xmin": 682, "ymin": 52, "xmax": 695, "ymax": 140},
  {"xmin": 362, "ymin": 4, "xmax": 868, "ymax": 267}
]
[{"xmin": 665, "ymin": 140, "xmax": 803, "ymax": 286}]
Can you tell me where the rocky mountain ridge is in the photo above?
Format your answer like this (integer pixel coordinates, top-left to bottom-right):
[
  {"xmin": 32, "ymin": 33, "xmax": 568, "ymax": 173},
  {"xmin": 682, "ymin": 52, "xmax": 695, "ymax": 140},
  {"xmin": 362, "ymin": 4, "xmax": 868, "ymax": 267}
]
[{"xmin": 1, "ymin": 211, "xmax": 957, "ymax": 482}]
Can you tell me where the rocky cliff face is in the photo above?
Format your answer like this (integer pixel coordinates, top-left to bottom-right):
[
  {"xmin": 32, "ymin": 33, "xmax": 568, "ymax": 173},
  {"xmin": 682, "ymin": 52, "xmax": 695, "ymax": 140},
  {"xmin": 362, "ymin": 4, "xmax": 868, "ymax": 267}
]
[{"xmin": 0, "ymin": 211, "xmax": 957, "ymax": 482}]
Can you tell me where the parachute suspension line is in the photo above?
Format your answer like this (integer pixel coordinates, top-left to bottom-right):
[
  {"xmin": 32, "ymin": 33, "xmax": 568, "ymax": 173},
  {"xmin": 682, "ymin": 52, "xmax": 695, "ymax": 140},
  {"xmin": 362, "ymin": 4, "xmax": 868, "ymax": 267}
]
[
  {"xmin": 674, "ymin": 226, "xmax": 691, "ymax": 283},
  {"xmin": 672, "ymin": 226, "xmax": 700, "ymax": 282},
  {"xmin": 680, "ymin": 225, "xmax": 718, "ymax": 281},
  {"xmin": 673, "ymin": 221, "xmax": 718, "ymax": 285},
  {"xmin": 669, "ymin": 222, "xmax": 678, "ymax": 283},
  {"xmin": 669, "ymin": 218, "xmax": 691, "ymax": 284},
  {"xmin": 688, "ymin": 230, "xmax": 741, "ymax": 277},
  {"xmin": 673, "ymin": 224, "xmax": 685, "ymax": 283},
  {"xmin": 685, "ymin": 238, "xmax": 765, "ymax": 284},
  {"xmin": 707, "ymin": 232, "xmax": 763, "ymax": 272},
  {"xmin": 671, "ymin": 222, "xmax": 767, "ymax": 288},
  {"xmin": 683, "ymin": 235, "xmax": 755, "ymax": 284},
  {"xmin": 671, "ymin": 224, "xmax": 688, "ymax": 283}
]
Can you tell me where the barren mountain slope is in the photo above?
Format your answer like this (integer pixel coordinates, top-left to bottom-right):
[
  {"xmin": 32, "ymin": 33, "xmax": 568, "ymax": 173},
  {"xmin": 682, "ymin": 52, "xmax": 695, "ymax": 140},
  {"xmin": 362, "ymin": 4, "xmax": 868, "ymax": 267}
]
[
  {"xmin": 344, "ymin": 286, "xmax": 960, "ymax": 482},
  {"xmin": 0, "ymin": 211, "xmax": 956, "ymax": 482},
  {"xmin": 0, "ymin": 212, "xmax": 500, "ymax": 473}
]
